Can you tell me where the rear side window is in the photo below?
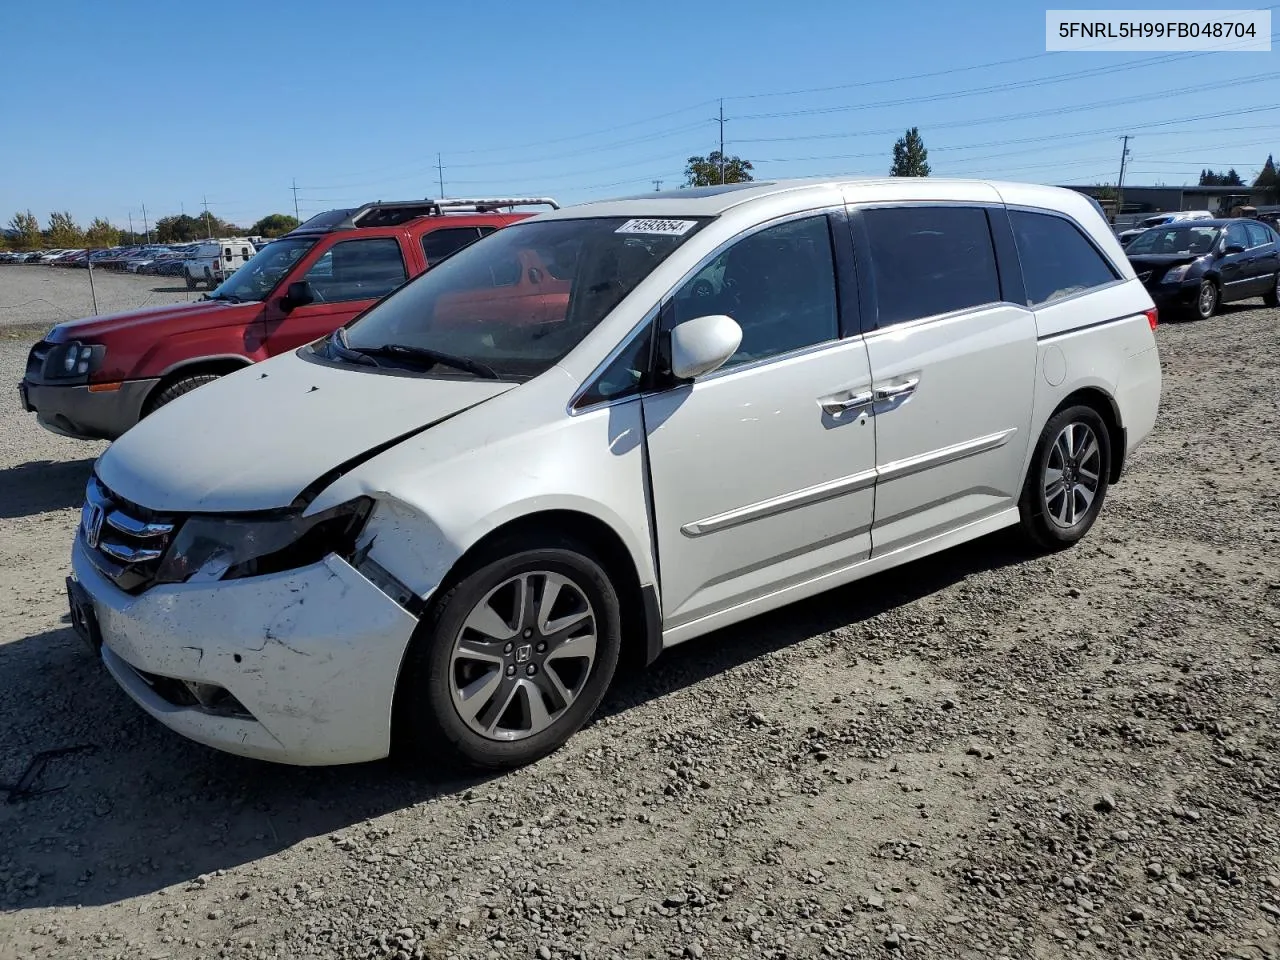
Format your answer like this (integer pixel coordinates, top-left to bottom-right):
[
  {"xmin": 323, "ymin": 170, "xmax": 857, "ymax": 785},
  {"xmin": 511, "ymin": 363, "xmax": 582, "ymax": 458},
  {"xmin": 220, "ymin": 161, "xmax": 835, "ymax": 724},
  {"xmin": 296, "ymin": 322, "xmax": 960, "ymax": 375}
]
[
  {"xmin": 1244, "ymin": 221, "xmax": 1273, "ymax": 248},
  {"xmin": 422, "ymin": 227, "xmax": 484, "ymax": 266},
  {"xmin": 863, "ymin": 206, "xmax": 1000, "ymax": 326},
  {"xmin": 1010, "ymin": 210, "xmax": 1119, "ymax": 306}
]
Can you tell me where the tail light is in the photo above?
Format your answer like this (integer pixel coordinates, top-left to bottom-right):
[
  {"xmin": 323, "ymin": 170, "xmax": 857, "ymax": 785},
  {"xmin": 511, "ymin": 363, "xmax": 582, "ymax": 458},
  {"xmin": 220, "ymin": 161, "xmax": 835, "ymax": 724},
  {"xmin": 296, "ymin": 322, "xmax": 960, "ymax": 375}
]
[{"xmin": 1144, "ymin": 307, "xmax": 1158, "ymax": 330}]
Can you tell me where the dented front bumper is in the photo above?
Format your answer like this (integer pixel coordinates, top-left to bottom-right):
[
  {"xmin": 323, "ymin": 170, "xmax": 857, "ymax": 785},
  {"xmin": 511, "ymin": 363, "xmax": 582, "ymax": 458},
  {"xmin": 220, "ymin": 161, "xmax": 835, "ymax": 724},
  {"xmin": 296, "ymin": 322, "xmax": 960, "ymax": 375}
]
[{"xmin": 71, "ymin": 538, "xmax": 418, "ymax": 765}]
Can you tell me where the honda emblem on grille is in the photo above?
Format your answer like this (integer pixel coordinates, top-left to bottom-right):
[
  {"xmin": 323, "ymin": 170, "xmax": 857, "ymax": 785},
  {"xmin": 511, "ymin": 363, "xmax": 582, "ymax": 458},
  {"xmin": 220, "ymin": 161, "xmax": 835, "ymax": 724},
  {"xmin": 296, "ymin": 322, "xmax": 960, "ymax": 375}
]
[{"xmin": 82, "ymin": 503, "xmax": 104, "ymax": 550}]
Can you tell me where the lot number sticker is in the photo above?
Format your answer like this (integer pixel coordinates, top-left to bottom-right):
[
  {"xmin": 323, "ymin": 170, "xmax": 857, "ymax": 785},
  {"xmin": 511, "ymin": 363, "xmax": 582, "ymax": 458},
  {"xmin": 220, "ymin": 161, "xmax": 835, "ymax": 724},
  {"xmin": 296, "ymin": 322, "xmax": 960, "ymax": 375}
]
[{"xmin": 615, "ymin": 218, "xmax": 698, "ymax": 236}]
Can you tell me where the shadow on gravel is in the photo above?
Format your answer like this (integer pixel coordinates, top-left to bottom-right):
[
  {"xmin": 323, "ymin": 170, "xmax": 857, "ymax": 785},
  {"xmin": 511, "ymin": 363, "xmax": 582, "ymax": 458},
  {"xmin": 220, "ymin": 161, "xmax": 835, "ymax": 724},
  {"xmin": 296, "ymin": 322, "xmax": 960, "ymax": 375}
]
[
  {"xmin": 0, "ymin": 623, "xmax": 497, "ymax": 911},
  {"xmin": 600, "ymin": 527, "xmax": 1036, "ymax": 720},
  {"xmin": 0, "ymin": 458, "xmax": 96, "ymax": 519},
  {"xmin": 0, "ymin": 529, "xmax": 1030, "ymax": 911}
]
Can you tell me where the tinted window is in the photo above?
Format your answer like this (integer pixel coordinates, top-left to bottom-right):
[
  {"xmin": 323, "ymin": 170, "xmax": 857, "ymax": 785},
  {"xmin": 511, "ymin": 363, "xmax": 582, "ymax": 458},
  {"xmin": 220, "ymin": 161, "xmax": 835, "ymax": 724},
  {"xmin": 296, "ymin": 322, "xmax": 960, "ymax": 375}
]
[
  {"xmin": 668, "ymin": 215, "xmax": 838, "ymax": 369},
  {"xmin": 864, "ymin": 206, "xmax": 1000, "ymax": 324},
  {"xmin": 422, "ymin": 227, "xmax": 483, "ymax": 266},
  {"xmin": 1244, "ymin": 221, "xmax": 1272, "ymax": 248},
  {"xmin": 1010, "ymin": 210, "xmax": 1119, "ymax": 306},
  {"xmin": 1226, "ymin": 223, "xmax": 1250, "ymax": 250},
  {"xmin": 303, "ymin": 238, "xmax": 407, "ymax": 302},
  {"xmin": 577, "ymin": 325, "xmax": 652, "ymax": 407}
]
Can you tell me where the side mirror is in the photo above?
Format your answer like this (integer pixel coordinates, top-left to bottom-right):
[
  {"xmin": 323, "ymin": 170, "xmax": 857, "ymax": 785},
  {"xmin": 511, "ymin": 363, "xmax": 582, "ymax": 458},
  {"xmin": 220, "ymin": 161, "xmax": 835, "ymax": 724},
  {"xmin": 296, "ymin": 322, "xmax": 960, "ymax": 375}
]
[
  {"xmin": 281, "ymin": 280, "xmax": 314, "ymax": 311},
  {"xmin": 669, "ymin": 314, "xmax": 742, "ymax": 380}
]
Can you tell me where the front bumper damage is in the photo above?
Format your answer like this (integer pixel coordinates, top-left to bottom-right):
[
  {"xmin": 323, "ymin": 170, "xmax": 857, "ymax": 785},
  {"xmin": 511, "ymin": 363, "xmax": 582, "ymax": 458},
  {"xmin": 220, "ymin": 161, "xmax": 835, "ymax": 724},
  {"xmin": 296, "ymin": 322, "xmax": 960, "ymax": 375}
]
[{"xmin": 71, "ymin": 538, "xmax": 418, "ymax": 765}]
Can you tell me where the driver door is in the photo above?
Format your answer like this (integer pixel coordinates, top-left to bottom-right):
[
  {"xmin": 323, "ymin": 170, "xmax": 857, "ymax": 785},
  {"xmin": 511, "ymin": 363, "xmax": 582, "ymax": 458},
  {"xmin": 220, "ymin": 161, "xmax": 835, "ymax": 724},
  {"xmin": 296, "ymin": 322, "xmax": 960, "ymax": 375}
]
[{"xmin": 263, "ymin": 237, "xmax": 409, "ymax": 355}]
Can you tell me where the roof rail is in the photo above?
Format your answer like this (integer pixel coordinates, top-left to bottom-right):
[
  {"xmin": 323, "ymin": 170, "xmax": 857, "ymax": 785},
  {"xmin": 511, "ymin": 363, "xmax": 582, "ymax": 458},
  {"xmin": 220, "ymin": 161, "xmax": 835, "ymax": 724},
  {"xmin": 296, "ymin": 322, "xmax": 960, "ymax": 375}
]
[{"xmin": 438, "ymin": 197, "xmax": 560, "ymax": 212}]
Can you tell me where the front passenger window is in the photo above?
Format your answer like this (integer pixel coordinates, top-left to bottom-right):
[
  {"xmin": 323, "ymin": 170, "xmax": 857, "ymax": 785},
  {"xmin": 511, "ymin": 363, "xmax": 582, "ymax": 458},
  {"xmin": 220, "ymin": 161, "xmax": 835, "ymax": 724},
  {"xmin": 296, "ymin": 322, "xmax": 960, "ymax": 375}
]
[{"xmin": 668, "ymin": 215, "xmax": 838, "ymax": 370}]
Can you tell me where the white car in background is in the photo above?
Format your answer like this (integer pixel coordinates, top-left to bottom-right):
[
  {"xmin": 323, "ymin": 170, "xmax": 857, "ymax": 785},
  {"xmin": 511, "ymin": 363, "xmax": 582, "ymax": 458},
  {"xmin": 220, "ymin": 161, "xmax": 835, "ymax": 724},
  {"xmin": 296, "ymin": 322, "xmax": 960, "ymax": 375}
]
[
  {"xmin": 1118, "ymin": 209, "xmax": 1213, "ymax": 246},
  {"xmin": 66, "ymin": 178, "xmax": 1162, "ymax": 769},
  {"xmin": 182, "ymin": 238, "xmax": 257, "ymax": 289}
]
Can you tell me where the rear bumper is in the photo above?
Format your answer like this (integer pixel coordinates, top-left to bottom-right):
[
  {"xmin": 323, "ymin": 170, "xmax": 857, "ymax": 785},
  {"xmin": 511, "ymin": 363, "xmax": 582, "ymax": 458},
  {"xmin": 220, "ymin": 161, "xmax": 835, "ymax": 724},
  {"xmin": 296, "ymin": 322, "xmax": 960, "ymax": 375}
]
[{"xmin": 21, "ymin": 378, "xmax": 159, "ymax": 441}]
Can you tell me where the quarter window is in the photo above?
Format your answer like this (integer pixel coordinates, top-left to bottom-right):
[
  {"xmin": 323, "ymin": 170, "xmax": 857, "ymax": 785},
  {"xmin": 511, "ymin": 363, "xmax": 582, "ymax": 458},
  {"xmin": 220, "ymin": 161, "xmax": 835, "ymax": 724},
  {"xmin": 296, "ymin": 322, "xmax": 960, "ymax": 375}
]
[
  {"xmin": 1009, "ymin": 210, "xmax": 1119, "ymax": 306},
  {"xmin": 422, "ymin": 227, "xmax": 484, "ymax": 266},
  {"xmin": 1244, "ymin": 221, "xmax": 1272, "ymax": 248},
  {"xmin": 668, "ymin": 215, "xmax": 839, "ymax": 370},
  {"xmin": 302, "ymin": 238, "xmax": 407, "ymax": 302},
  {"xmin": 863, "ymin": 206, "xmax": 1000, "ymax": 325}
]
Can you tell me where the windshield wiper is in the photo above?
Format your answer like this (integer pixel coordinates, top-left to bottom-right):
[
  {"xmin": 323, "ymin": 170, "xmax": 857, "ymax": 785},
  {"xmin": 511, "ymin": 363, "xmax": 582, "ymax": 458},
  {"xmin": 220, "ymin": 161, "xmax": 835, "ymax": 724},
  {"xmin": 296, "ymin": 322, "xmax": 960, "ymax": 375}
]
[
  {"xmin": 327, "ymin": 326, "xmax": 379, "ymax": 367},
  {"xmin": 351, "ymin": 343, "xmax": 499, "ymax": 379}
]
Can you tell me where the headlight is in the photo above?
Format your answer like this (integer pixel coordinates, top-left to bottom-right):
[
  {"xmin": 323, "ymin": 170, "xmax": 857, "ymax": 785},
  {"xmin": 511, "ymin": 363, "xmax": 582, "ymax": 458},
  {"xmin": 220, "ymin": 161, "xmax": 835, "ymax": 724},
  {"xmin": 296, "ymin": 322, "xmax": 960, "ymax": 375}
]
[
  {"xmin": 46, "ymin": 340, "xmax": 105, "ymax": 379},
  {"xmin": 154, "ymin": 497, "xmax": 373, "ymax": 585},
  {"xmin": 1162, "ymin": 262, "xmax": 1198, "ymax": 283}
]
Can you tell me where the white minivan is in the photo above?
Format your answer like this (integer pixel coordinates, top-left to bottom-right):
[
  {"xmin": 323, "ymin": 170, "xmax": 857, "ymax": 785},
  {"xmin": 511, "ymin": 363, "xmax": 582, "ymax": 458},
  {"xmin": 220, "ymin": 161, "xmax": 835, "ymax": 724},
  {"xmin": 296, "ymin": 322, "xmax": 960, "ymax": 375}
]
[
  {"xmin": 183, "ymin": 238, "xmax": 257, "ymax": 289},
  {"xmin": 66, "ymin": 178, "xmax": 1162, "ymax": 768}
]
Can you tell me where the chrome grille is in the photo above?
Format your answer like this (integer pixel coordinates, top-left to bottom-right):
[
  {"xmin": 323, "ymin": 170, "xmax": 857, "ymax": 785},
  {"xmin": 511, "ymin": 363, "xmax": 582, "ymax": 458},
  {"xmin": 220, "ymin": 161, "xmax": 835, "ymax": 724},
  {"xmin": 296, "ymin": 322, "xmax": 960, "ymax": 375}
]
[{"xmin": 82, "ymin": 477, "xmax": 179, "ymax": 593}]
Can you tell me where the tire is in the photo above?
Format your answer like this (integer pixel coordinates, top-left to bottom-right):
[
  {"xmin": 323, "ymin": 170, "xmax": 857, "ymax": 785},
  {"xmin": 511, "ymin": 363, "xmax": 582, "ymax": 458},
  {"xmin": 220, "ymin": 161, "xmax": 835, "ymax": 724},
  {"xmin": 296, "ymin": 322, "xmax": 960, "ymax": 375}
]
[
  {"xmin": 397, "ymin": 536, "xmax": 622, "ymax": 770},
  {"xmin": 184, "ymin": 274, "xmax": 196, "ymax": 290},
  {"xmin": 1018, "ymin": 404, "xmax": 1111, "ymax": 551},
  {"xmin": 144, "ymin": 374, "xmax": 222, "ymax": 416},
  {"xmin": 1264, "ymin": 272, "xmax": 1279, "ymax": 308},
  {"xmin": 1192, "ymin": 279, "xmax": 1218, "ymax": 320}
]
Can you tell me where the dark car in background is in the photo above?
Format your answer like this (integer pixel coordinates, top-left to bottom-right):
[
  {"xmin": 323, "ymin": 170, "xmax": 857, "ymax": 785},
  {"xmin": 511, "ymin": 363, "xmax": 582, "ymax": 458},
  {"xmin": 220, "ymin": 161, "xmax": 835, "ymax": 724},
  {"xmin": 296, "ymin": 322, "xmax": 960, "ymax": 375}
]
[{"xmin": 1125, "ymin": 218, "xmax": 1280, "ymax": 320}]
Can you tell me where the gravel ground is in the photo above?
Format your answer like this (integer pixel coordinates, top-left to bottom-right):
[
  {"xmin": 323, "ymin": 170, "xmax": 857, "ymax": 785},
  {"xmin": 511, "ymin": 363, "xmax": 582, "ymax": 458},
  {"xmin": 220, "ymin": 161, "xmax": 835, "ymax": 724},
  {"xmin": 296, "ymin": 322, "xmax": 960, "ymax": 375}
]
[
  {"xmin": 0, "ymin": 302, "xmax": 1278, "ymax": 960},
  {"xmin": 0, "ymin": 264, "xmax": 196, "ymax": 331}
]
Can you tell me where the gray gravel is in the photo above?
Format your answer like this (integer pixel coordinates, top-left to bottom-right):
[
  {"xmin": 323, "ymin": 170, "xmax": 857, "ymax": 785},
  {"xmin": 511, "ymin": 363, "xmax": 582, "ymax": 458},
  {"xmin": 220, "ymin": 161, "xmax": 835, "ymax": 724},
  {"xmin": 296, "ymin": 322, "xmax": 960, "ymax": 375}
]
[
  {"xmin": 0, "ymin": 302, "xmax": 1278, "ymax": 960},
  {"xmin": 0, "ymin": 264, "xmax": 196, "ymax": 331}
]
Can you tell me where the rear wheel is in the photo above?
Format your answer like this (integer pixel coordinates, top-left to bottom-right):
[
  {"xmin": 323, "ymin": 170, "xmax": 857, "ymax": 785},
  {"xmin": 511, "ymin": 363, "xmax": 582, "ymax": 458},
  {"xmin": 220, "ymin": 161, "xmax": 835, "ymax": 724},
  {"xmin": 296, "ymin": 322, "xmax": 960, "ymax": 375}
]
[
  {"xmin": 397, "ymin": 537, "xmax": 622, "ymax": 770},
  {"xmin": 1264, "ymin": 272, "xmax": 1279, "ymax": 308},
  {"xmin": 184, "ymin": 273, "xmax": 196, "ymax": 290},
  {"xmin": 1019, "ymin": 405, "xmax": 1111, "ymax": 550},
  {"xmin": 144, "ymin": 374, "xmax": 222, "ymax": 416},
  {"xmin": 1193, "ymin": 279, "xmax": 1218, "ymax": 320}
]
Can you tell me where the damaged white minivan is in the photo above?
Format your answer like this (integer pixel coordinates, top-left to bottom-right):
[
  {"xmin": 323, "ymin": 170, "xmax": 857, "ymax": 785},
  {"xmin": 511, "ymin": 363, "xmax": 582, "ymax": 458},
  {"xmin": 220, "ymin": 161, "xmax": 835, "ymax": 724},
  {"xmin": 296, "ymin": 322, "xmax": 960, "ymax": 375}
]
[{"xmin": 67, "ymin": 178, "xmax": 1162, "ymax": 768}]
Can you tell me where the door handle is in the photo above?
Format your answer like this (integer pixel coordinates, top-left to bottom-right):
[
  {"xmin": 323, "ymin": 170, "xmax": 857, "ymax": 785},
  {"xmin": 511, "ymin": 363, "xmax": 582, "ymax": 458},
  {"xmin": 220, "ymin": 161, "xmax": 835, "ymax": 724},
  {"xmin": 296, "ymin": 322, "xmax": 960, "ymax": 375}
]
[
  {"xmin": 874, "ymin": 378, "xmax": 920, "ymax": 401},
  {"xmin": 819, "ymin": 390, "xmax": 874, "ymax": 415}
]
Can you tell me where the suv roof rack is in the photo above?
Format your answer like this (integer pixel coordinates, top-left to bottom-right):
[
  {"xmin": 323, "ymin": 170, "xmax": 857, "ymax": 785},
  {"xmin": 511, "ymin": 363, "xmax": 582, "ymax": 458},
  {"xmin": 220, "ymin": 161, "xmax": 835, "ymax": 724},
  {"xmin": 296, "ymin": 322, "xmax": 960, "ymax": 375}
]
[{"xmin": 289, "ymin": 197, "xmax": 561, "ymax": 236}]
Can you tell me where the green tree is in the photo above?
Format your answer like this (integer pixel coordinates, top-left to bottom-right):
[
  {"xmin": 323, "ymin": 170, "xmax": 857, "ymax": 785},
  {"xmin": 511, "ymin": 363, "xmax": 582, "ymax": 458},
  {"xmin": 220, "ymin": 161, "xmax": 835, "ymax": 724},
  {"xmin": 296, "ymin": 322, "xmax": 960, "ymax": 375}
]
[
  {"xmin": 1093, "ymin": 184, "xmax": 1117, "ymax": 201},
  {"xmin": 250, "ymin": 213, "xmax": 300, "ymax": 237},
  {"xmin": 684, "ymin": 151, "xmax": 754, "ymax": 186},
  {"xmin": 1254, "ymin": 154, "xmax": 1278, "ymax": 200},
  {"xmin": 890, "ymin": 127, "xmax": 931, "ymax": 177},
  {"xmin": 84, "ymin": 217, "xmax": 120, "ymax": 248},
  {"xmin": 47, "ymin": 211, "xmax": 84, "ymax": 248},
  {"xmin": 9, "ymin": 210, "xmax": 42, "ymax": 249},
  {"xmin": 1200, "ymin": 168, "xmax": 1245, "ymax": 186},
  {"xmin": 155, "ymin": 213, "xmax": 243, "ymax": 242}
]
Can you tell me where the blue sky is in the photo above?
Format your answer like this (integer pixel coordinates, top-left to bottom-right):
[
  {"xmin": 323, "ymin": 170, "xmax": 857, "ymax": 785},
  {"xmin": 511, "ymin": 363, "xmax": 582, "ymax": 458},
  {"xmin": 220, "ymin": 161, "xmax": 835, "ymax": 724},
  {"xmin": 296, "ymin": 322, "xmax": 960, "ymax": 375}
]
[{"xmin": 1, "ymin": 0, "xmax": 1275, "ymax": 230}]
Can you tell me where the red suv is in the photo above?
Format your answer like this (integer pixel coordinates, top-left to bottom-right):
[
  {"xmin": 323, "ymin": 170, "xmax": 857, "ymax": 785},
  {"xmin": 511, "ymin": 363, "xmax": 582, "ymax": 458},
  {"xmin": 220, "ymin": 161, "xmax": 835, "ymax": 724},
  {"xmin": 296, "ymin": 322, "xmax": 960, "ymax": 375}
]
[{"xmin": 18, "ymin": 198, "xmax": 557, "ymax": 441}]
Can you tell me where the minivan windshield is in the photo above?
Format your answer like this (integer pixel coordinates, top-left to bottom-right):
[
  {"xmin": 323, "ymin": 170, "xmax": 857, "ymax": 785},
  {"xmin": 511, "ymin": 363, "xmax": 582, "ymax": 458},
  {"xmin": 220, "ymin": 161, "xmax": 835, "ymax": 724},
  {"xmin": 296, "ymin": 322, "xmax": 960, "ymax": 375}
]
[
  {"xmin": 1126, "ymin": 224, "xmax": 1221, "ymax": 256},
  {"xmin": 336, "ymin": 217, "xmax": 707, "ymax": 380},
  {"xmin": 208, "ymin": 237, "xmax": 316, "ymax": 302}
]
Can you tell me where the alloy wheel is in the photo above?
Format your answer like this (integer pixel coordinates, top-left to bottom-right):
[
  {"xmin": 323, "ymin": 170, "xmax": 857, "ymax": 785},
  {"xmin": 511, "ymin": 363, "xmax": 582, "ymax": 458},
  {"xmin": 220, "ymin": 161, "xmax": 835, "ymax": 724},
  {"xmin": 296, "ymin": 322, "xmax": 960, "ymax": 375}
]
[
  {"xmin": 449, "ymin": 571, "xmax": 597, "ymax": 741},
  {"xmin": 1043, "ymin": 421, "xmax": 1102, "ymax": 528},
  {"xmin": 1198, "ymin": 281, "xmax": 1216, "ymax": 318}
]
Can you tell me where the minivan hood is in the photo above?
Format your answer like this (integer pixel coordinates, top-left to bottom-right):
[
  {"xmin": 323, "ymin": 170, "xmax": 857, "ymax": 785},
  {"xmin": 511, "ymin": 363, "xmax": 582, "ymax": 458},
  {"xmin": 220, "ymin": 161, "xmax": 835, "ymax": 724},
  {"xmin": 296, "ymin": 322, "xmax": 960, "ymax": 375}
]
[
  {"xmin": 96, "ymin": 349, "xmax": 516, "ymax": 513},
  {"xmin": 49, "ymin": 299, "xmax": 252, "ymax": 342}
]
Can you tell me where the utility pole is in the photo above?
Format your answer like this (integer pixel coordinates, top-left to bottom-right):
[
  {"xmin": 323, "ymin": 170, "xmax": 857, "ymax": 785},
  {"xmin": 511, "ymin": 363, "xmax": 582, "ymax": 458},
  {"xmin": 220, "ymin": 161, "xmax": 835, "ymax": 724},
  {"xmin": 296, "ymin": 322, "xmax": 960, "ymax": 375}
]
[
  {"xmin": 291, "ymin": 178, "xmax": 300, "ymax": 221},
  {"xmin": 141, "ymin": 201, "xmax": 151, "ymax": 244},
  {"xmin": 128, "ymin": 212, "xmax": 134, "ymax": 241},
  {"xmin": 202, "ymin": 196, "xmax": 213, "ymax": 238},
  {"xmin": 717, "ymin": 99, "xmax": 726, "ymax": 184},
  {"xmin": 652, "ymin": 179, "xmax": 664, "ymax": 192},
  {"xmin": 436, "ymin": 153, "xmax": 445, "ymax": 199},
  {"xmin": 1114, "ymin": 135, "xmax": 1132, "ymax": 223}
]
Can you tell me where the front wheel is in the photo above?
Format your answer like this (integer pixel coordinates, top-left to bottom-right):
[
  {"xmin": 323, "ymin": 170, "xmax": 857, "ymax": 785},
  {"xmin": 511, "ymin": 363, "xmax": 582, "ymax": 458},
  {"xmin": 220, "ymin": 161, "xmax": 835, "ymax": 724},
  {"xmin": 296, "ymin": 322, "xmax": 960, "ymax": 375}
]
[
  {"xmin": 144, "ymin": 374, "xmax": 222, "ymax": 417},
  {"xmin": 1264, "ymin": 272, "xmax": 1279, "ymax": 308},
  {"xmin": 1193, "ymin": 279, "xmax": 1218, "ymax": 320},
  {"xmin": 397, "ymin": 539, "xmax": 622, "ymax": 770},
  {"xmin": 1019, "ymin": 405, "xmax": 1111, "ymax": 550}
]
